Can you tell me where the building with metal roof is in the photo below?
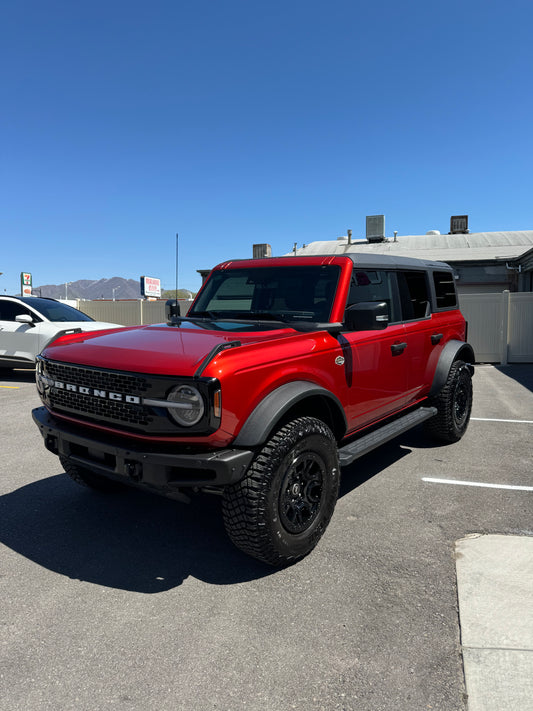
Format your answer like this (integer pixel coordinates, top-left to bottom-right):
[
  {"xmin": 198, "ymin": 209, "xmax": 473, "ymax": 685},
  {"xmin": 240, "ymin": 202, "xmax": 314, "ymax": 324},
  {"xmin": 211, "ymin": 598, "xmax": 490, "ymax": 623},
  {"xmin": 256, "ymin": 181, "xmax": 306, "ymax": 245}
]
[{"xmin": 289, "ymin": 230, "xmax": 533, "ymax": 294}]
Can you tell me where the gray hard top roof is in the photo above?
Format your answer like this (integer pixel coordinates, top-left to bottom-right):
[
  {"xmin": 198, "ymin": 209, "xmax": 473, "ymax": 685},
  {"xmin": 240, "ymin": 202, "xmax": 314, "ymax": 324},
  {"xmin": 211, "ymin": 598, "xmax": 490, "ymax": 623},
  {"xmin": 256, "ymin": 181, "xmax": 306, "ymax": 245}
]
[
  {"xmin": 341, "ymin": 252, "xmax": 453, "ymax": 271},
  {"xmin": 216, "ymin": 253, "xmax": 454, "ymax": 272}
]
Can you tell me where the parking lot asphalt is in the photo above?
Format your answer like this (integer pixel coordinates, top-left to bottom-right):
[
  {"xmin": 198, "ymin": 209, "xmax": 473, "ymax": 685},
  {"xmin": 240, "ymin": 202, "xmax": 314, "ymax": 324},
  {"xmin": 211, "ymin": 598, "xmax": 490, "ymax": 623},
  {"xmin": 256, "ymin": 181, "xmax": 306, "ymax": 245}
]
[{"xmin": 1, "ymin": 364, "xmax": 532, "ymax": 711}]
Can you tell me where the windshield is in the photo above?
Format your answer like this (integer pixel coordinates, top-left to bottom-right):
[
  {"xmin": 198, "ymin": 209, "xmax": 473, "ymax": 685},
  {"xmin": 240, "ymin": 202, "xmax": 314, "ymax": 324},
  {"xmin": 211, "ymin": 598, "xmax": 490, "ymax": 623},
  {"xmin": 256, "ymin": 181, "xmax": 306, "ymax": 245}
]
[
  {"xmin": 189, "ymin": 265, "xmax": 340, "ymax": 323},
  {"xmin": 21, "ymin": 297, "xmax": 95, "ymax": 322}
]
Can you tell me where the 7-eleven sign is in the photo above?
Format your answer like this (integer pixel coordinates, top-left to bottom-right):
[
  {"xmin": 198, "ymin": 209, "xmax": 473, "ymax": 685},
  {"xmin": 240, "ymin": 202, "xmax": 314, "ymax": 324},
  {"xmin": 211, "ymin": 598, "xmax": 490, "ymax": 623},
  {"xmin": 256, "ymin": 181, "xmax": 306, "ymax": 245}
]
[{"xmin": 21, "ymin": 272, "xmax": 33, "ymax": 296}]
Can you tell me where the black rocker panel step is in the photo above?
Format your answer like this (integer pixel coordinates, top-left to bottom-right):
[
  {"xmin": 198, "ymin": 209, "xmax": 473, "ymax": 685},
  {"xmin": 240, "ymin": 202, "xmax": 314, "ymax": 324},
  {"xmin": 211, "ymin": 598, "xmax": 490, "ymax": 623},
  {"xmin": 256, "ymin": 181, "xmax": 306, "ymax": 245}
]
[{"xmin": 338, "ymin": 406, "xmax": 437, "ymax": 467}]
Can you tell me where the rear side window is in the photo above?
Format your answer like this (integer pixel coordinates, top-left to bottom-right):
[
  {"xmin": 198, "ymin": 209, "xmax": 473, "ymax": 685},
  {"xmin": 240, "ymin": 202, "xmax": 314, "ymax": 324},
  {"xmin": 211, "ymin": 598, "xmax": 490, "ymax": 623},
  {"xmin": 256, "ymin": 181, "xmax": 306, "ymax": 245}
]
[
  {"xmin": 397, "ymin": 271, "xmax": 431, "ymax": 320},
  {"xmin": 433, "ymin": 271, "xmax": 457, "ymax": 309}
]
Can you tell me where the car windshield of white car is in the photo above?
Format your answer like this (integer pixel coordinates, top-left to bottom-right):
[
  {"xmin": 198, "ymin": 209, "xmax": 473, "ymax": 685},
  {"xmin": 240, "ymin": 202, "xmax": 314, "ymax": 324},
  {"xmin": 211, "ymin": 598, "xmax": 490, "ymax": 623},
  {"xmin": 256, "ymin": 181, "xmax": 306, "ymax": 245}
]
[{"xmin": 20, "ymin": 298, "xmax": 95, "ymax": 323}]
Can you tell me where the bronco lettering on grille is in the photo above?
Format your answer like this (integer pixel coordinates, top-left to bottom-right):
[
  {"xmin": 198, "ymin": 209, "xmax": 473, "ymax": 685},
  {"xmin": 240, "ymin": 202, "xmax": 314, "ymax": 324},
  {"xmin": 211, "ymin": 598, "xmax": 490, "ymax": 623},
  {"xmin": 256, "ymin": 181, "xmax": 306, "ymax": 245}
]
[{"xmin": 39, "ymin": 374, "xmax": 141, "ymax": 404}]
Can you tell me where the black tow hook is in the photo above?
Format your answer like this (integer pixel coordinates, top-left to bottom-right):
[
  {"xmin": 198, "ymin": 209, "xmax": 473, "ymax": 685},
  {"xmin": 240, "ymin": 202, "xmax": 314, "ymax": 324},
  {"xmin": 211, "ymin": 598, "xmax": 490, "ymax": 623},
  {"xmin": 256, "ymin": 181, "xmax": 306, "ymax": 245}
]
[
  {"xmin": 125, "ymin": 460, "xmax": 143, "ymax": 482},
  {"xmin": 45, "ymin": 434, "xmax": 59, "ymax": 455}
]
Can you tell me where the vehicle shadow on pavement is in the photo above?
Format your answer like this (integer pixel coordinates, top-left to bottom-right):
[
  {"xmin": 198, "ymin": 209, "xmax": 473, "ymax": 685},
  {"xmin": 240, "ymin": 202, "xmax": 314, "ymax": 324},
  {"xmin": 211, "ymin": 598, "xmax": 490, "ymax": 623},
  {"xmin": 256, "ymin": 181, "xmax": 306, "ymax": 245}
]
[
  {"xmin": 2, "ymin": 434, "xmax": 422, "ymax": 593},
  {"xmin": 0, "ymin": 473, "xmax": 273, "ymax": 592},
  {"xmin": 495, "ymin": 364, "xmax": 533, "ymax": 394},
  {"xmin": 339, "ymin": 438, "xmax": 413, "ymax": 497},
  {"xmin": 0, "ymin": 368, "xmax": 35, "ymax": 383}
]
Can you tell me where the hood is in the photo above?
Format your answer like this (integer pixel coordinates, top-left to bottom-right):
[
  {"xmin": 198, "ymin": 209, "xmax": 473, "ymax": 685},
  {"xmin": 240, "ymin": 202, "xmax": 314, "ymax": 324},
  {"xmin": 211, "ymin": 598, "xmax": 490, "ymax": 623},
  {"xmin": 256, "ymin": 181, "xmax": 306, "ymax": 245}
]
[{"xmin": 41, "ymin": 322, "xmax": 297, "ymax": 376}]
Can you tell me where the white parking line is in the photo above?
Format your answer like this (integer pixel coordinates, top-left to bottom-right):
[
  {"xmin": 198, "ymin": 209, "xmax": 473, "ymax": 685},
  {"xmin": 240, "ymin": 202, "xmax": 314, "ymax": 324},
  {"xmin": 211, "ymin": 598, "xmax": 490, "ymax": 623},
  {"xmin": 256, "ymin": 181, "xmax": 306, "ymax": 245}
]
[
  {"xmin": 471, "ymin": 417, "xmax": 533, "ymax": 424},
  {"xmin": 422, "ymin": 477, "xmax": 533, "ymax": 492}
]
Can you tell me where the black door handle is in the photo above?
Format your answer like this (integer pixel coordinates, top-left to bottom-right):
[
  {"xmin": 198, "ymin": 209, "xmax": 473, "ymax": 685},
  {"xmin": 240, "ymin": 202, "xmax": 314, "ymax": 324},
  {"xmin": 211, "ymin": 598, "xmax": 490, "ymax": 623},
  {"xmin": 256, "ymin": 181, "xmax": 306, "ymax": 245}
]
[
  {"xmin": 391, "ymin": 342, "xmax": 407, "ymax": 355},
  {"xmin": 431, "ymin": 333, "xmax": 443, "ymax": 345}
]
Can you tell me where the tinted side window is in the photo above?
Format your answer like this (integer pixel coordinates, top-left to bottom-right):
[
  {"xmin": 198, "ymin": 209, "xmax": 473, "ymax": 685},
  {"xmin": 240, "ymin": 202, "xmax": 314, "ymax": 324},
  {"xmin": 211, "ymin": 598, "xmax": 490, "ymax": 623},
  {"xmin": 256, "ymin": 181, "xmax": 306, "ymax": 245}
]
[
  {"xmin": 346, "ymin": 270, "xmax": 399, "ymax": 322},
  {"xmin": 433, "ymin": 271, "xmax": 457, "ymax": 309},
  {"xmin": 397, "ymin": 271, "xmax": 430, "ymax": 320},
  {"xmin": 0, "ymin": 301, "xmax": 33, "ymax": 321}
]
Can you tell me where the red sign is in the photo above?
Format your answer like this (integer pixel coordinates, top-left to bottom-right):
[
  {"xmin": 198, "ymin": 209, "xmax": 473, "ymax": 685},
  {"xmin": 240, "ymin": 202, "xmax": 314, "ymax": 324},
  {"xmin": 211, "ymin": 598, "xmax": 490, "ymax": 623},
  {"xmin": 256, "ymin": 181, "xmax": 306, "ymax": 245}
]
[{"xmin": 140, "ymin": 276, "xmax": 161, "ymax": 298}]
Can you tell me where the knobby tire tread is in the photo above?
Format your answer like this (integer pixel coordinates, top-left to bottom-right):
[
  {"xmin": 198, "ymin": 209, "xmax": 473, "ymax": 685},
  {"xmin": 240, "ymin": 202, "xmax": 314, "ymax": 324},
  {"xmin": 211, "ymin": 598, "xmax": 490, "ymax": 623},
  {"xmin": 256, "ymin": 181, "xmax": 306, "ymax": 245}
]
[
  {"xmin": 425, "ymin": 360, "xmax": 473, "ymax": 443},
  {"xmin": 222, "ymin": 417, "xmax": 339, "ymax": 566}
]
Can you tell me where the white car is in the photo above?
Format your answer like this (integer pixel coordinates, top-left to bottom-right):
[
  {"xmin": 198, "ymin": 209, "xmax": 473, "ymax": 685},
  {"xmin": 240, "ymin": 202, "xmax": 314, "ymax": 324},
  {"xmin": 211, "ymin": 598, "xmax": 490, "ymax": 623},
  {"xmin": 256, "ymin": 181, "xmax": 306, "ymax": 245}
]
[{"xmin": 0, "ymin": 296, "xmax": 122, "ymax": 370}]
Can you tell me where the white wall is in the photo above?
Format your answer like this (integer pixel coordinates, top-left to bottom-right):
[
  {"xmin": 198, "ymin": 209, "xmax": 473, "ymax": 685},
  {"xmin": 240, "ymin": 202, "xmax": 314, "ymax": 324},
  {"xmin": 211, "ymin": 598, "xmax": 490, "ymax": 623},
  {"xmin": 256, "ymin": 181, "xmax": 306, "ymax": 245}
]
[{"xmin": 460, "ymin": 291, "xmax": 533, "ymax": 364}]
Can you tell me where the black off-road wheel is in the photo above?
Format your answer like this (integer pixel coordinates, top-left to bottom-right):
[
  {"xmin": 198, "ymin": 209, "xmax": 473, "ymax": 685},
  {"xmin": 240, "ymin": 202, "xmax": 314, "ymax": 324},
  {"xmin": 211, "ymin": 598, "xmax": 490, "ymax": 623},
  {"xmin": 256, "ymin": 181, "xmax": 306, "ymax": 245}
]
[
  {"xmin": 222, "ymin": 417, "xmax": 340, "ymax": 566},
  {"xmin": 60, "ymin": 455, "xmax": 124, "ymax": 492},
  {"xmin": 425, "ymin": 360, "xmax": 473, "ymax": 443}
]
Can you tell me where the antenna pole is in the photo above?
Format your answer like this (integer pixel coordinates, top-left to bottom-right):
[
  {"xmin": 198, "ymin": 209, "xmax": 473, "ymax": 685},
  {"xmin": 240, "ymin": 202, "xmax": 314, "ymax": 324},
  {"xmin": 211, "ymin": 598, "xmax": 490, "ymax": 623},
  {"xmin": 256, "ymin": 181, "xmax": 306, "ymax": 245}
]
[{"xmin": 176, "ymin": 232, "xmax": 179, "ymax": 303}]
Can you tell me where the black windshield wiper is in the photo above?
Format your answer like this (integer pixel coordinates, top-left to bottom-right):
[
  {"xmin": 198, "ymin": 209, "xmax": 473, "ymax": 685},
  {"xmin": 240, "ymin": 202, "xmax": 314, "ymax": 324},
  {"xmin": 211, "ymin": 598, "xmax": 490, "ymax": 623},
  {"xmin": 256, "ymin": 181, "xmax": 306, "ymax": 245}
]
[
  {"xmin": 217, "ymin": 311, "xmax": 289, "ymax": 322},
  {"xmin": 187, "ymin": 310, "xmax": 220, "ymax": 319}
]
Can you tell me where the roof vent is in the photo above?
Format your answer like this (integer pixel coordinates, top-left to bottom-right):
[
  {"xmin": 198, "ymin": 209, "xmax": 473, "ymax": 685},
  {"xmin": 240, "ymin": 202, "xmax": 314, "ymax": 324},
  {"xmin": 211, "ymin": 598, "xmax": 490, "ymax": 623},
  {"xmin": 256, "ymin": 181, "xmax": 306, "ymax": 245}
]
[
  {"xmin": 366, "ymin": 215, "xmax": 386, "ymax": 243},
  {"xmin": 426, "ymin": 230, "xmax": 441, "ymax": 235}
]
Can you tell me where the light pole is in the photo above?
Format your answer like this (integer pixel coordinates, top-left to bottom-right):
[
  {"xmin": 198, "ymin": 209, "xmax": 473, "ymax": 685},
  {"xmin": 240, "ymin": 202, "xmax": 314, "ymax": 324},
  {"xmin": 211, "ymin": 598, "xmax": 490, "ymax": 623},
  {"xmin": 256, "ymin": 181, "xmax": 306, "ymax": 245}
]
[
  {"xmin": 65, "ymin": 282, "xmax": 72, "ymax": 300},
  {"xmin": 112, "ymin": 286, "xmax": 120, "ymax": 301}
]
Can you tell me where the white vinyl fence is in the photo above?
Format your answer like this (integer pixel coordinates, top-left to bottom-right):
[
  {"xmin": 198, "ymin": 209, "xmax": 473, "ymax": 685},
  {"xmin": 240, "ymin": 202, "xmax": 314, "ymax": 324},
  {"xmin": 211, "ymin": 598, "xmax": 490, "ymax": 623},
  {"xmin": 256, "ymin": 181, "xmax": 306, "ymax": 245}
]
[{"xmin": 459, "ymin": 291, "xmax": 533, "ymax": 364}]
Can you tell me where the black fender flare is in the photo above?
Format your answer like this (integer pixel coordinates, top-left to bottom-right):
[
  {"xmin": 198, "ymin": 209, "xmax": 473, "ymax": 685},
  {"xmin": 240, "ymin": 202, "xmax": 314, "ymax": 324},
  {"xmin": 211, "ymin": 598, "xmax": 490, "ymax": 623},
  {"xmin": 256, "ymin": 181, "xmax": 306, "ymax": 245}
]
[
  {"xmin": 429, "ymin": 340, "xmax": 475, "ymax": 397},
  {"xmin": 233, "ymin": 381, "xmax": 347, "ymax": 448}
]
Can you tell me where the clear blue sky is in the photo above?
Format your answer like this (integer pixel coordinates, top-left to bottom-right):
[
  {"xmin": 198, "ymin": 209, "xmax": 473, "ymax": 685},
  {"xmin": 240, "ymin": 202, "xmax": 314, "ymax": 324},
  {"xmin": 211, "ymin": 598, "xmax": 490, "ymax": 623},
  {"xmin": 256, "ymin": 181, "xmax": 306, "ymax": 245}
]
[{"xmin": 1, "ymin": 0, "xmax": 532, "ymax": 295}]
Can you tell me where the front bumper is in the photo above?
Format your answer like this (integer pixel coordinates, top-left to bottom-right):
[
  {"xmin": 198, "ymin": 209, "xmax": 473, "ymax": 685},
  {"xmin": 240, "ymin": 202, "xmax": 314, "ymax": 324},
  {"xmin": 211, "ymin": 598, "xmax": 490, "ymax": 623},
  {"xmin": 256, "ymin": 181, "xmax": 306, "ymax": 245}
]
[{"xmin": 32, "ymin": 407, "xmax": 254, "ymax": 490}]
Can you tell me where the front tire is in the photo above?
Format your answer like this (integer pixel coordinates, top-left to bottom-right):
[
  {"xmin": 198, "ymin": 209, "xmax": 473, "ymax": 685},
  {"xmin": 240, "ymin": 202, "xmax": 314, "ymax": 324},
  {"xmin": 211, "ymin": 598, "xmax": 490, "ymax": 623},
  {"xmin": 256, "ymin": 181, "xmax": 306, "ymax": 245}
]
[
  {"xmin": 425, "ymin": 360, "xmax": 473, "ymax": 443},
  {"xmin": 60, "ymin": 456, "xmax": 124, "ymax": 492},
  {"xmin": 222, "ymin": 417, "xmax": 340, "ymax": 566}
]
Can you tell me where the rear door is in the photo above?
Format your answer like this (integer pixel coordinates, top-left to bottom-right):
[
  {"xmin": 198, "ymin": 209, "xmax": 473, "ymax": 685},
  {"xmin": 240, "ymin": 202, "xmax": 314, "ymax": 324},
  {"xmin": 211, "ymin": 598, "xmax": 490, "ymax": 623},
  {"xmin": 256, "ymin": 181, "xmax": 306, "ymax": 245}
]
[{"xmin": 397, "ymin": 269, "xmax": 458, "ymax": 403}]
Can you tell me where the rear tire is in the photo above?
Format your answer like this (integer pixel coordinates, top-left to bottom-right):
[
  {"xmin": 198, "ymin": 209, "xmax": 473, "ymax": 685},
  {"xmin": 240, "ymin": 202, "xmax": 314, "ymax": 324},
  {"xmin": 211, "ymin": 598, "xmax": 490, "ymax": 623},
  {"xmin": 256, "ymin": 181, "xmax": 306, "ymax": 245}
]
[
  {"xmin": 222, "ymin": 417, "xmax": 340, "ymax": 566},
  {"xmin": 425, "ymin": 360, "xmax": 473, "ymax": 443},
  {"xmin": 60, "ymin": 456, "xmax": 124, "ymax": 492}
]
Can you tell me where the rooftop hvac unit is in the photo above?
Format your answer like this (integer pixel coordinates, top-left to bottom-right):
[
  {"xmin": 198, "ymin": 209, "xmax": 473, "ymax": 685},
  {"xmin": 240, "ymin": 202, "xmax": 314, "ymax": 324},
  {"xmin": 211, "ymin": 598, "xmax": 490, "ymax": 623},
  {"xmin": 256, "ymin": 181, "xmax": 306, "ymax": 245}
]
[
  {"xmin": 366, "ymin": 215, "xmax": 386, "ymax": 243},
  {"xmin": 450, "ymin": 215, "xmax": 469, "ymax": 234},
  {"xmin": 253, "ymin": 243, "xmax": 272, "ymax": 259}
]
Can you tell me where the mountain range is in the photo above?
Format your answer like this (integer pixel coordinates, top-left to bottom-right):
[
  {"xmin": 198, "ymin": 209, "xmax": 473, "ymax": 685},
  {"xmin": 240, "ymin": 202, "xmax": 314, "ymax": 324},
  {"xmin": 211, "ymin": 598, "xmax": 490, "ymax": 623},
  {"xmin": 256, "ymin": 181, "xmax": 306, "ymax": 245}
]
[{"xmin": 35, "ymin": 277, "xmax": 142, "ymax": 300}]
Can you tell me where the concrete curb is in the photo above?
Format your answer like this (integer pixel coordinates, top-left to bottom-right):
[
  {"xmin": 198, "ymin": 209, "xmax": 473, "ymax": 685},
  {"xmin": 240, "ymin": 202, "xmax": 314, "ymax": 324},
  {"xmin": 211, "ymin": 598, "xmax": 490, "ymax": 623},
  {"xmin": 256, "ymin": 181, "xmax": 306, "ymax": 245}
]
[{"xmin": 456, "ymin": 534, "xmax": 533, "ymax": 711}]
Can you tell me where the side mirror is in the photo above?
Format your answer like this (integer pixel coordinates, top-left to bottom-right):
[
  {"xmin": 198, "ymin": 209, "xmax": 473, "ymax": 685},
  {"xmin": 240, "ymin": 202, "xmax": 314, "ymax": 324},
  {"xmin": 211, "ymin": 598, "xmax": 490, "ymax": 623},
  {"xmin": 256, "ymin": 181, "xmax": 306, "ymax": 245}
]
[
  {"xmin": 344, "ymin": 301, "xmax": 389, "ymax": 331},
  {"xmin": 15, "ymin": 314, "xmax": 35, "ymax": 327},
  {"xmin": 165, "ymin": 299, "xmax": 181, "ymax": 323}
]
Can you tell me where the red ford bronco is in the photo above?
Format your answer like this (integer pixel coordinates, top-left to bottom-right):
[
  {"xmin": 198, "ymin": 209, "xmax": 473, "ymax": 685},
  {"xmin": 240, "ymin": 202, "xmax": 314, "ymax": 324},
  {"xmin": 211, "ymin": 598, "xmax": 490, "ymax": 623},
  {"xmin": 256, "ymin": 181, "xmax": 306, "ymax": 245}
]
[{"xmin": 33, "ymin": 254, "xmax": 474, "ymax": 565}]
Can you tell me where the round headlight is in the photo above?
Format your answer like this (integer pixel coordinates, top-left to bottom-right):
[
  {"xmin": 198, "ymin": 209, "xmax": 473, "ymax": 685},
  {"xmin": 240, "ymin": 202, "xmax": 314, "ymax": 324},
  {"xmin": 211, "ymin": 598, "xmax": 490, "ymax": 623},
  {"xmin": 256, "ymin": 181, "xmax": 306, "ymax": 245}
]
[{"xmin": 167, "ymin": 384, "xmax": 205, "ymax": 427}]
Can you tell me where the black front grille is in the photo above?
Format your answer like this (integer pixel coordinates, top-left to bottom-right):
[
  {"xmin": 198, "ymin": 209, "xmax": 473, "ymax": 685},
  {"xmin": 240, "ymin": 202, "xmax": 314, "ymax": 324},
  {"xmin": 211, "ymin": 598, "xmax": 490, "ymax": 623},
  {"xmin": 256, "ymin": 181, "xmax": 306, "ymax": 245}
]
[
  {"xmin": 37, "ymin": 358, "xmax": 218, "ymax": 436},
  {"xmin": 50, "ymin": 387, "xmax": 152, "ymax": 426},
  {"xmin": 43, "ymin": 361, "xmax": 151, "ymax": 394},
  {"xmin": 40, "ymin": 361, "xmax": 154, "ymax": 429}
]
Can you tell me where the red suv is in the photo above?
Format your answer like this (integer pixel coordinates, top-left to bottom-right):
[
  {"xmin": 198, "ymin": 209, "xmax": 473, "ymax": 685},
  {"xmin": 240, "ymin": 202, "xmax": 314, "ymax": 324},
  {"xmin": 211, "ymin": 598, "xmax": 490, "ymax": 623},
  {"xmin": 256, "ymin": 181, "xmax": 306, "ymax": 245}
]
[{"xmin": 33, "ymin": 254, "xmax": 474, "ymax": 565}]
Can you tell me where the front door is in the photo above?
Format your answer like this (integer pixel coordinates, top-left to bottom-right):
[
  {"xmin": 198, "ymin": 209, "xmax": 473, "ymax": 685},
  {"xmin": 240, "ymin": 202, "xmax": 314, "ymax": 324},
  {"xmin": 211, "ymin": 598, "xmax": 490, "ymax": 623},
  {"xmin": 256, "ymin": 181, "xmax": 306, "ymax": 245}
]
[
  {"xmin": 340, "ymin": 269, "xmax": 411, "ymax": 433},
  {"xmin": 0, "ymin": 301, "xmax": 42, "ymax": 364}
]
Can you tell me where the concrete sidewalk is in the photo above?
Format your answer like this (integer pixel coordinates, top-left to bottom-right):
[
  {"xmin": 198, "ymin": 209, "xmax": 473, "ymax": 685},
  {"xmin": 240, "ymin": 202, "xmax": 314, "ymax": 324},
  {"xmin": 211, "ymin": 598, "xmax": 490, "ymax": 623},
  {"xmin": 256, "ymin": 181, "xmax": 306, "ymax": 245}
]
[{"xmin": 456, "ymin": 534, "xmax": 533, "ymax": 711}]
